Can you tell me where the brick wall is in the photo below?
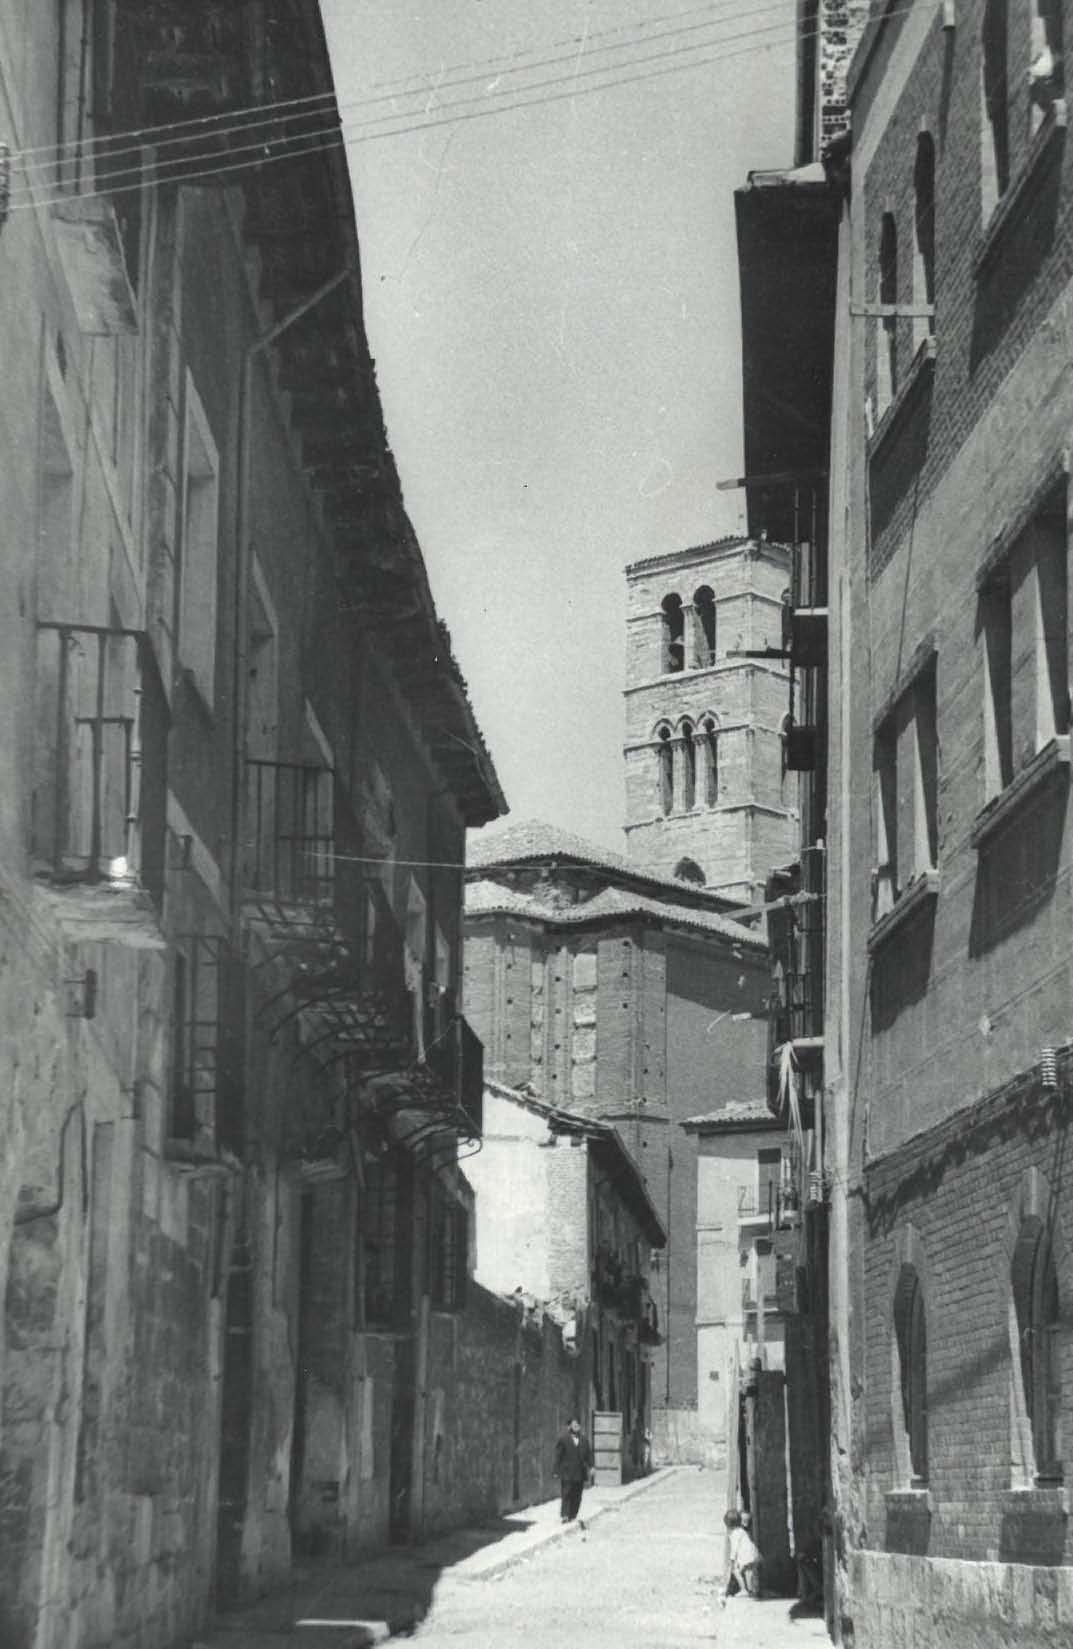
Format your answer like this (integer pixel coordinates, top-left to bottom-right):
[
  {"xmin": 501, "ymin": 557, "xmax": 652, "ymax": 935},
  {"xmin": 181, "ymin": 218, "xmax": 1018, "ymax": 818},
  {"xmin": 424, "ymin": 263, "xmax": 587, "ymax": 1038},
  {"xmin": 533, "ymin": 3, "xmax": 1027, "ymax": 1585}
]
[
  {"xmin": 832, "ymin": 28, "xmax": 1073, "ymax": 1639},
  {"xmin": 860, "ymin": 1083, "xmax": 1073, "ymax": 1572}
]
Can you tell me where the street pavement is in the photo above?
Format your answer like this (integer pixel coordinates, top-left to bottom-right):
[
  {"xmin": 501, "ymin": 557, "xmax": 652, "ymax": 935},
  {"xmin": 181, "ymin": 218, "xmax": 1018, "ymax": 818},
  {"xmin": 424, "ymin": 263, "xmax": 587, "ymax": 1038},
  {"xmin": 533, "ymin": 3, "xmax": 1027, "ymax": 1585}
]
[
  {"xmin": 195, "ymin": 1466, "xmax": 830, "ymax": 1649},
  {"xmin": 411, "ymin": 1465, "xmax": 829, "ymax": 1649}
]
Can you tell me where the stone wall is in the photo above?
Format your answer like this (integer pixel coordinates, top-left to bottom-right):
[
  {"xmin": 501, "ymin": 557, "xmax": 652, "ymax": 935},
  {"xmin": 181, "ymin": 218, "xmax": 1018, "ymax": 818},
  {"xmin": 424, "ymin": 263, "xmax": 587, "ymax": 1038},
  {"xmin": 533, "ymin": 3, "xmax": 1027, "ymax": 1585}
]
[
  {"xmin": 421, "ymin": 1285, "xmax": 584, "ymax": 1535},
  {"xmin": 851, "ymin": 1550, "xmax": 1073, "ymax": 1648},
  {"xmin": 623, "ymin": 540, "xmax": 795, "ymax": 896}
]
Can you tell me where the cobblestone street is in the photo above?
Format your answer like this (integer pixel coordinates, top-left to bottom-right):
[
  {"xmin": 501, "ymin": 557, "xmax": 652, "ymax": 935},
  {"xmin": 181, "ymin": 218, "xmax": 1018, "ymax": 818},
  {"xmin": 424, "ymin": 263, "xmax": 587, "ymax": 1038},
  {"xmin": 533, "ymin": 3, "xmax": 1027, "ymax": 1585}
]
[{"xmin": 409, "ymin": 1467, "xmax": 827, "ymax": 1649}]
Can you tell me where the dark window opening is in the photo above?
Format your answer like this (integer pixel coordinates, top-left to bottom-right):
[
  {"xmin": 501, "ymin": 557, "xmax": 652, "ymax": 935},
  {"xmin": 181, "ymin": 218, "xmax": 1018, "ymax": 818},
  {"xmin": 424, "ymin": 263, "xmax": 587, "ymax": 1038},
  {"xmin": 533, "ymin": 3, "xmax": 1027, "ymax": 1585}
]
[
  {"xmin": 913, "ymin": 134, "xmax": 936, "ymax": 345},
  {"xmin": 681, "ymin": 721, "xmax": 696, "ymax": 810},
  {"xmin": 894, "ymin": 1265, "xmax": 928, "ymax": 1484},
  {"xmin": 877, "ymin": 212, "xmax": 898, "ymax": 414},
  {"xmin": 657, "ymin": 724, "xmax": 674, "ymax": 816},
  {"xmin": 1013, "ymin": 1221, "xmax": 1062, "ymax": 1481},
  {"xmin": 982, "ymin": 0, "xmax": 1010, "ymax": 215},
  {"xmin": 694, "ymin": 586, "xmax": 717, "ymax": 667},
  {"xmin": 662, "ymin": 594, "xmax": 685, "ymax": 674},
  {"xmin": 702, "ymin": 717, "xmax": 719, "ymax": 806}
]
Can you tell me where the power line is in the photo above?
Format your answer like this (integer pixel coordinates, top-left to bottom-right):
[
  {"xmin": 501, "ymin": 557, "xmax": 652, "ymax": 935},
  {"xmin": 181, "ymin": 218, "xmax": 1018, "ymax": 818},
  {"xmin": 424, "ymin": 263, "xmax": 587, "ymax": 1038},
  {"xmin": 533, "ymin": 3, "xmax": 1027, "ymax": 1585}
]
[
  {"xmin": 11, "ymin": 0, "xmax": 798, "ymax": 169},
  {"xmin": 13, "ymin": 0, "xmax": 799, "ymax": 186},
  {"xmin": 6, "ymin": 14, "xmax": 820, "ymax": 212}
]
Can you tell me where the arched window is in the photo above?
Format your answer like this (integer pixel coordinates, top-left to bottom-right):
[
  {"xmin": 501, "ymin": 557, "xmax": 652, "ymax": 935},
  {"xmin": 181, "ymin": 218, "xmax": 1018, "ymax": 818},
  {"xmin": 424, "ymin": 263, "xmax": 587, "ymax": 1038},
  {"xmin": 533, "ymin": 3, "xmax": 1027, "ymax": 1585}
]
[
  {"xmin": 694, "ymin": 586, "xmax": 717, "ymax": 667},
  {"xmin": 913, "ymin": 134, "xmax": 936, "ymax": 352},
  {"xmin": 981, "ymin": 0, "xmax": 1010, "ymax": 220},
  {"xmin": 876, "ymin": 212, "xmax": 898, "ymax": 417},
  {"xmin": 681, "ymin": 720, "xmax": 696, "ymax": 810},
  {"xmin": 702, "ymin": 716, "xmax": 719, "ymax": 807},
  {"xmin": 657, "ymin": 724, "xmax": 674, "ymax": 815},
  {"xmin": 893, "ymin": 1265, "xmax": 928, "ymax": 1485},
  {"xmin": 1012, "ymin": 1220, "xmax": 1062, "ymax": 1481},
  {"xmin": 1030, "ymin": 0, "xmax": 1064, "ymax": 133},
  {"xmin": 662, "ymin": 594, "xmax": 685, "ymax": 673},
  {"xmin": 674, "ymin": 857, "xmax": 705, "ymax": 885}
]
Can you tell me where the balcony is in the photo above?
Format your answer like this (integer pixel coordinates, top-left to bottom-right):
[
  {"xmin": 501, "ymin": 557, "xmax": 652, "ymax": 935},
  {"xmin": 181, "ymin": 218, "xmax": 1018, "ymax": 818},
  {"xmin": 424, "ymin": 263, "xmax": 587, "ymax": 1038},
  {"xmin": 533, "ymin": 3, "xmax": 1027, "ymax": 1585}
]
[
  {"xmin": 32, "ymin": 622, "xmax": 167, "ymax": 902},
  {"xmin": 768, "ymin": 845, "xmax": 825, "ymax": 1115},
  {"xmin": 781, "ymin": 537, "xmax": 828, "ymax": 670},
  {"xmin": 426, "ymin": 1012, "xmax": 484, "ymax": 1138}
]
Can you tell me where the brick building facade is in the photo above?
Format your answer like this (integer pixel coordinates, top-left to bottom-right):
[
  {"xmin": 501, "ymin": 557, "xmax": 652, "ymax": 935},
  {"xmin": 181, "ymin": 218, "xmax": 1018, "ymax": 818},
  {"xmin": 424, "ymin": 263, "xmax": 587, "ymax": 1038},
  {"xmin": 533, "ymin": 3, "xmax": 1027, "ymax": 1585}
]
[
  {"xmin": 822, "ymin": 2, "xmax": 1073, "ymax": 1643},
  {"xmin": 463, "ymin": 820, "xmax": 771, "ymax": 1465},
  {"xmin": 623, "ymin": 539, "xmax": 797, "ymax": 901}
]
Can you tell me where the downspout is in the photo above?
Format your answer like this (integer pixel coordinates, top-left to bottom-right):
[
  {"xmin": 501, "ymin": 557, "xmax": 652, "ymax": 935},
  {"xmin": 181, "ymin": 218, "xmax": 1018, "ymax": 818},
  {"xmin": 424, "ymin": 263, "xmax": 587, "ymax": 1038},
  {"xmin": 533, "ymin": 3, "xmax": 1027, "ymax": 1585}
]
[{"xmin": 229, "ymin": 264, "xmax": 351, "ymax": 922}]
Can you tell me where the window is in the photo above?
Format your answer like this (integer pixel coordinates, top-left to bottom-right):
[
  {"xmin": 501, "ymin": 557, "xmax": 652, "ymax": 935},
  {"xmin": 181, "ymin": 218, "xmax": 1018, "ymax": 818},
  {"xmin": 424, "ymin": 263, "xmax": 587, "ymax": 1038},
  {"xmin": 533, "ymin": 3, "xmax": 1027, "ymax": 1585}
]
[
  {"xmin": 982, "ymin": 483, "xmax": 1069, "ymax": 802},
  {"xmin": 362, "ymin": 1153, "xmax": 399, "ymax": 1328},
  {"xmin": 1030, "ymin": 0, "xmax": 1064, "ymax": 134},
  {"xmin": 1012, "ymin": 1220, "xmax": 1062, "ymax": 1481},
  {"xmin": 981, "ymin": 0, "xmax": 1010, "ymax": 220},
  {"xmin": 681, "ymin": 720, "xmax": 696, "ymax": 810},
  {"xmin": 673, "ymin": 856, "xmax": 705, "ymax": 885},
  {"xmin": 428, "ymin": 1180, "xmax": 467, "ymax": 1311},
  {"xmin": 247, "ymin": 559, "xmax": 279, "ymax": 761},
  {"xmin": 169, "ymin": 937, "xmax": 222, "ymax": 1146},
  {"xmin": 758, "ymin": 1147, "xmax": 782, "ymax": 1222},
  {"xmin": 694, "ymin": 585, "xmax": 717, "ymax": 666},
  {"xmin": 913, "ymin": 134, "xmax": 936, "ymax": 353},
  {"xmin": 876, "ymin": 212, "xmax": 898, "ymax": 417},
  {"xmin": 179, "ymin": 373, "xmax": 220, "ymax": 709},
  {"xmin": 873, "ymin": 663, "xmax": 938, "ymax": 917},
  {"xmin": 657, "ymin": 723, "xmax": 674, "ymax": 815},
  {"xmin": 662, "ymin": 593, "xmax": 685, "ymax": 673},
  {"xmin": 702, "ymin": 716, "xmax": 719, "ymax": 806},
  {"xmin": 894, "ymin": 1266, "xmax": 928, "ymax": 1485}
]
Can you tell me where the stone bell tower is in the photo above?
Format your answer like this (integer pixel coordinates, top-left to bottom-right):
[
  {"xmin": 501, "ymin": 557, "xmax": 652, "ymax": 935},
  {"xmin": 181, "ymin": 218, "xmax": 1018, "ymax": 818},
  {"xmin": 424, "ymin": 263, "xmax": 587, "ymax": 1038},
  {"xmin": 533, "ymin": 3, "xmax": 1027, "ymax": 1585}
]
[{"xmin": 623, "ymin": 538, "xmax": 797, "ymax": 902}]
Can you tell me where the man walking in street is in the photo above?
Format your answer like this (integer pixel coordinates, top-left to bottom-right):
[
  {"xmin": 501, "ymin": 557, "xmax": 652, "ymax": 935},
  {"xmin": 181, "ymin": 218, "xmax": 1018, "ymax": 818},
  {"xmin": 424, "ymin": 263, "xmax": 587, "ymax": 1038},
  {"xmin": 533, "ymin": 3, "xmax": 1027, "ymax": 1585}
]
[{"xmin": 554, "ymin": 1416, "xmax": 594, "ymax": 1524}]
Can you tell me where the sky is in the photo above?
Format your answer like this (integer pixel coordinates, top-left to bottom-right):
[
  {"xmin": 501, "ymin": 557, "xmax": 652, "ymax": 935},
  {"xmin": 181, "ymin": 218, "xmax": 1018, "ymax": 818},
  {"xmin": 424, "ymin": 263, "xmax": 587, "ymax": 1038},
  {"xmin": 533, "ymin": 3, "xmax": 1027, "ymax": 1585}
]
[{"xmin": 320, "ymin": 1, "xmax": 796, "ymax": 855}]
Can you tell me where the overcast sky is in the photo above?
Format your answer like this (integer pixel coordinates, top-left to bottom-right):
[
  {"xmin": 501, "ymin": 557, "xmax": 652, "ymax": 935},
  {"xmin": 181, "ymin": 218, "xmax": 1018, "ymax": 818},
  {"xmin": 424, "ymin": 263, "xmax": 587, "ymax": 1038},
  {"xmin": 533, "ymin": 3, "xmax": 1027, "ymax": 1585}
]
[{"xmin": 321, "ymin": 1, "xmax": 796, "ymax": 855}]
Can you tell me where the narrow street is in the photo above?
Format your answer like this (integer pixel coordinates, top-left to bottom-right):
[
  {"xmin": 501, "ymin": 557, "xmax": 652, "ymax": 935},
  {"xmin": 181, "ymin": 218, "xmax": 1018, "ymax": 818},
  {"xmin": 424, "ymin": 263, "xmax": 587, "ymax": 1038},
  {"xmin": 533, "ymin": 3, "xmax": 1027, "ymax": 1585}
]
[{"xmin": 409, "ymin": 1468, "xmax": 825, "ymax": 1649}]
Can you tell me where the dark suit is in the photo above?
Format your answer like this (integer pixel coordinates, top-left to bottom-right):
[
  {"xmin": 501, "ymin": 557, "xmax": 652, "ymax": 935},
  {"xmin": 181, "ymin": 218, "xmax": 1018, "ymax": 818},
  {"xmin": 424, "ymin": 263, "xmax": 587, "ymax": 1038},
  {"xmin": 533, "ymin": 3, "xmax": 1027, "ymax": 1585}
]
[{"xmin": 553, "ymin": 1427, "xmax": 593, "ymax": 1521}]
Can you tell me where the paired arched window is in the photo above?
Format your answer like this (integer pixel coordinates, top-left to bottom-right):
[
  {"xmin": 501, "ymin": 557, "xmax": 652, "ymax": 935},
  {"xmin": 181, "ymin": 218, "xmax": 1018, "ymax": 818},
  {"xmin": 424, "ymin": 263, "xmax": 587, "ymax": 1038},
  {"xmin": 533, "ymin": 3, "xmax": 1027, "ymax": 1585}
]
[
  {"xmin": 877, "ymin": 212, "xmax": 898, "ymax": 417},
  {"xmin": 694, "ymin": 587, "xmax": 717, "ymax": 667},
  {"xmin": 657, "ymin": 723, "xmax": 674, "ymax": 815},
  {"xmin": 981, "ymin": 0, "xmax": 1010, "ymax": 219},
  {"xmin": 913, "ymin": 134, "xmax": 936, "ymax": 351},
  {"xmin": 893, "ymin": 1265, "xmax": 928, "ymax": 1485},
  {"xmin": 655, "ymin": 717, "xmax": 719, "ymax": 815},
  {"xmin": 1012, "ymin": 1219, "xmax": 1062, "ymax": 1481},
  {"xmin": 662, "ymin": 594, "xmax": 685, "ymax": 674},
  {"xmin": 674, "ymin": 857, "xmax": 705, "ymax": 885}
]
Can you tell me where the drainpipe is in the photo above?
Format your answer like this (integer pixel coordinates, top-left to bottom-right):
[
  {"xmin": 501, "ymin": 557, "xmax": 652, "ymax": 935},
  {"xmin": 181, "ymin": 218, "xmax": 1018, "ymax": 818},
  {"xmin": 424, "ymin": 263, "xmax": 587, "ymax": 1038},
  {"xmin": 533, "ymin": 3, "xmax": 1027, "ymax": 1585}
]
[{"xmin": 229, "ymin": 265, "xmax": 351, "ymax": 921}]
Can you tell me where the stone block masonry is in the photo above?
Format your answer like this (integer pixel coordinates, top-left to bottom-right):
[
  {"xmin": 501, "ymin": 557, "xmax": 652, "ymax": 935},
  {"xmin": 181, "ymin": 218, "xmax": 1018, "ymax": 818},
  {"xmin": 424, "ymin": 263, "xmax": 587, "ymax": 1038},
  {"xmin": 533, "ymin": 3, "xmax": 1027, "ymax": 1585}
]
[{"xmin": 421, "ymin": 1284, "xmax": 583, "ymax": 1536}]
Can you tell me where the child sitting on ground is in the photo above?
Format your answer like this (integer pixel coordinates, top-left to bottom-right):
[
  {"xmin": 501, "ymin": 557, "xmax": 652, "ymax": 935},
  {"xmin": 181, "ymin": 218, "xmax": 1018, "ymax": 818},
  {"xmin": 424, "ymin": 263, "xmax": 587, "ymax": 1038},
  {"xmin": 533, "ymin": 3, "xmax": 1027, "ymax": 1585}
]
[{"xmin": 719, "ymin": 1508, "xmax": 761, "ymax": 1605}]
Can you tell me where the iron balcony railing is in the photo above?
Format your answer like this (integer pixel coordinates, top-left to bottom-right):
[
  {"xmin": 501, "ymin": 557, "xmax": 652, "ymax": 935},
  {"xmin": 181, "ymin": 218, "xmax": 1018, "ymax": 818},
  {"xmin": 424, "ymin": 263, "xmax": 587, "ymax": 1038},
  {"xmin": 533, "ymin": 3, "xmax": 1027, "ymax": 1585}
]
[
  {"xmin": 32, "ymin": 621, "xmax": 167, "ymax": 895},
  {"xmin": 769, "ymin": 843, "xmax": 825, "ymax": 1046},
  {"xmin": 426, "ymin": 1010, "xmax": 485, "ymax": 1137}
]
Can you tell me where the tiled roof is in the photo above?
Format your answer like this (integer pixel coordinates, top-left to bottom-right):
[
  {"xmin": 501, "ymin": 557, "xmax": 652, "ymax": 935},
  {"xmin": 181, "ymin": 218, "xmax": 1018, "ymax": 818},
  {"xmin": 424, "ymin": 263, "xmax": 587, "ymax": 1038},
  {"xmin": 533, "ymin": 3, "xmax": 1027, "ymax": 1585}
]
[
  {"xmin": 468, "ymin": 818, "xmax": 635, "ymax": 875},
  {"xmin": 624, "ymin": 535, "xmax": 750, "ymax": 574},
  {"xmin": 465, "ymin": 877, "xmax": 766, "ymax": 949},
  {"xmin": 483, "ymin": 1080, "xmax": 665, "ymax": 1246},
  {"xmin": 682, "ymin": 1100, "xmax": 779, "ymax": 1132},
  {"xmin": 466, "ymin": 817, "xmax": 760, "ymax": 929}
]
